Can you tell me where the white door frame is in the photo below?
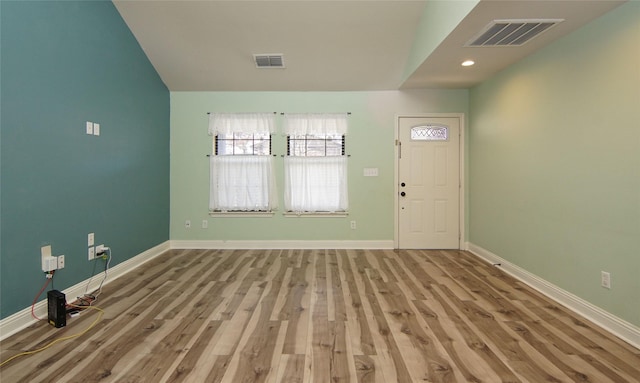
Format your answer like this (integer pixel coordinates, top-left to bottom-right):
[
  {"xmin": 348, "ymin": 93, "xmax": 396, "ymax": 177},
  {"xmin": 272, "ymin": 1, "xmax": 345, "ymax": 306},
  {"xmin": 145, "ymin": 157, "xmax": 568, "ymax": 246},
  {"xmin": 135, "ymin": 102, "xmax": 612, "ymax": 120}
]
[{"xmin": 394, "ymin": 113, "xmax": 466, "ymax": 250}]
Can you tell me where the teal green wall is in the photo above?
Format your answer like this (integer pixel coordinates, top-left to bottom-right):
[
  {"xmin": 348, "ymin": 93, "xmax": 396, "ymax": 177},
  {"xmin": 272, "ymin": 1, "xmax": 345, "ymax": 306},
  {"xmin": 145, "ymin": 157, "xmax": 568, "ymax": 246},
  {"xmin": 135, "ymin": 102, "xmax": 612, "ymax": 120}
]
[
  {"xmin": 0, "ymin": 1, "xmax": 170, "ymax": 319},
  {"xmin": 403, "ymin": 0, "xmax": 479, "ymax": 82},
  {"xmin": 171, "ymin": 90, "xmax": 468, "ymax": 241},
  {"xmin": 469, "ymin": 2, "xmax": 640, "ymax": 326}
]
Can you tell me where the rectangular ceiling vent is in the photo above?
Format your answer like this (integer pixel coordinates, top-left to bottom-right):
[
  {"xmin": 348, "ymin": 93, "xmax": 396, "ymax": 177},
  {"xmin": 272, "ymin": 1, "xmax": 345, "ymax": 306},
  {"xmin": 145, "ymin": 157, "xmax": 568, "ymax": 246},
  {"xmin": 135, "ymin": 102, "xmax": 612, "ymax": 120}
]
[
  {"xmin": 466, "ymin": 19, "xmax": 563, "ymax": 47},
  {"xmin": 254, "ymin": 54, "xmax": 285, "ymax": 68}
]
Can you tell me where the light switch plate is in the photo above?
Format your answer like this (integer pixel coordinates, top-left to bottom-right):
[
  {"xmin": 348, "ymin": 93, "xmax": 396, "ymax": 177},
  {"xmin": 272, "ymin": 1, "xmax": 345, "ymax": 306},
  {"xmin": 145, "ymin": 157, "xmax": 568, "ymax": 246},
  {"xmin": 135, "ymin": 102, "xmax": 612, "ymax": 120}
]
[
  {"xmin": 86, "ymin": 121, "xmax": 93, "ymax": 135},
  {"xmin": 93, "ymin": 123, "xmax": 100, "ymax": 136},
  {"xmin": 363, "ymin": 168, "xmax": 379, "ymax": 177}
]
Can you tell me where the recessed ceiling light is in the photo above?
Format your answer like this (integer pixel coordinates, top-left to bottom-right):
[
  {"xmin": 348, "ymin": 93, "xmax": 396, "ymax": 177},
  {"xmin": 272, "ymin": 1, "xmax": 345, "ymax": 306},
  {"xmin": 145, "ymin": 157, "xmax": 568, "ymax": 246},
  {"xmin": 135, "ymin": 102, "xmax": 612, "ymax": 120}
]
[{"xmin": 461, "ymin": 60, "xmax": 475, "ymax": 67}]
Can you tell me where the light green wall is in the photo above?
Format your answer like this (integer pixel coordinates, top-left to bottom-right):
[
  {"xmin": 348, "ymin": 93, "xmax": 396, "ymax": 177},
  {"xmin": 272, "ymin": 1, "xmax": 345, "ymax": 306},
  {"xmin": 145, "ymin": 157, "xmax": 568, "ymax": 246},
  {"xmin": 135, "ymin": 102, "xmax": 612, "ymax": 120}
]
[
  {"xmin": 403, "ymin": 0, "xmax": 479, "ymax": 82},
  {"xmin": 469, "ymin": 2, "xmax": 640, "ymax": 326},
  {"xmin": 171, "ymin": 90, "xmax": 468, "ymax": 241}
]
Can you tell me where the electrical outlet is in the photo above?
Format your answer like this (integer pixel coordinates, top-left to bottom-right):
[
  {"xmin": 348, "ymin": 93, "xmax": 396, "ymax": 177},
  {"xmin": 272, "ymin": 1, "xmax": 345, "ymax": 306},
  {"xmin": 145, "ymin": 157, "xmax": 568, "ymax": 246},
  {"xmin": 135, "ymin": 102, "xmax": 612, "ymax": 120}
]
[
  {"xmin": 185, "ymin": 220, "xmax": 191, "ymax": 229},
  {"xmin": 57, "ymin": 255, "xmax": 65, "ymax": 269},
  {"xmin": 601, "ymin": 271, "xmax": 611, "ymax": 289},
  {"xmin": 95, "ymin": 244, "xmax": 106, "ymax": 256},
  {"xmin": 202, "ymin": 219, "xmax": 208, "ymax": 229},
  {"xmin": 350, "ymin": 220, "xmax": 357, "ymax": 229},
  {"xmin": 88, "ymin": 246, "xmax": 95, "ymax": 260}
]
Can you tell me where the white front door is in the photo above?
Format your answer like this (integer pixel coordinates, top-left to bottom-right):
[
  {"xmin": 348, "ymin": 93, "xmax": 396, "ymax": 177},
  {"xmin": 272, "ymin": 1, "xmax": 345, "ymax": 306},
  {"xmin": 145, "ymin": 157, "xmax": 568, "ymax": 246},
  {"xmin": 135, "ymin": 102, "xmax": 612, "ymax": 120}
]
[{"xmin": 397, "ymin": 116, "xmax": 460, "ymax": 249}]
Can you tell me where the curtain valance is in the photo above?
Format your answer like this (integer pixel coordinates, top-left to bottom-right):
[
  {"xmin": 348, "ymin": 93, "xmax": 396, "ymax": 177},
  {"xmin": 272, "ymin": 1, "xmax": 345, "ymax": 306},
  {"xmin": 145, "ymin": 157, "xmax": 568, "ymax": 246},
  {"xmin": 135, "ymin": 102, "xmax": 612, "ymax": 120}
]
[
  {"xmin": 208, "ymin": 113, "xmax": 275, "ymax": 136},
  {"xmin": 283, "ymin": 113, "xmax": 348, "ymax": 136}
]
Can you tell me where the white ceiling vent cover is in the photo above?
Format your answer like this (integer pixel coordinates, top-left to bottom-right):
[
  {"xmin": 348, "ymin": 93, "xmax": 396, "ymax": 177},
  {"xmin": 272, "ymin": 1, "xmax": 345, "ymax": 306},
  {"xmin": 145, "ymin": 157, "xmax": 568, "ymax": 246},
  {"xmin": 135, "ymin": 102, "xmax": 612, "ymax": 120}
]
[
  {"xmin": 254, "ymin": 54, "xmax": 285, "ymax": 68},
  {"xmin": 466, "ymin": 19, "xmax": 563, "ymax": 47}
]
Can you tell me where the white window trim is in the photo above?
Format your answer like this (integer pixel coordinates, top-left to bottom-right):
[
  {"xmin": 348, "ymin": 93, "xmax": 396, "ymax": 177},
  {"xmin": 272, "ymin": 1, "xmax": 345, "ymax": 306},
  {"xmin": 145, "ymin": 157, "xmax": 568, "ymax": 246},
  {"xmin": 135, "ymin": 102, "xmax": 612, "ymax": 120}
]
[
  {"xmin": 283, "ymin": 211, "xmax": 348, "ymax": 218},
  {"xmin": 209, "ymin": 211, "xmax": 275, "ymax": 218}
]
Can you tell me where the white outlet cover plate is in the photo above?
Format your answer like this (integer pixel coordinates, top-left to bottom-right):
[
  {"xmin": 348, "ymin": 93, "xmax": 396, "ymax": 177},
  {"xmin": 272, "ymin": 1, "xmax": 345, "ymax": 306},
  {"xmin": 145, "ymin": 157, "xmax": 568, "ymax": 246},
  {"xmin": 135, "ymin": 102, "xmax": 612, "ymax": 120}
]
[
  {"xmin": 41, "ymin": 245, "xmax": 52, "ymax": 258},
  {"xmin": 41, "ymin": 245, "xmax": 53, "ymax": 271},
  {"xmin": 363, "ymin": 168, "xmax": 379, "ymax": 177}
]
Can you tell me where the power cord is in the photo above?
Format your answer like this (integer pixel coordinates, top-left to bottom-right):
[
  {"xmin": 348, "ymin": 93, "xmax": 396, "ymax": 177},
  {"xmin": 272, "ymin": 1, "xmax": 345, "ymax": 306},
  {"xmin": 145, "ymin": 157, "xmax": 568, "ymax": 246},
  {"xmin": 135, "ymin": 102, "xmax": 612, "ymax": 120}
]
[
  {"xmin": 0, "ymin": 304, "xmax": 104, "ymax": 368},
  {"xmin": 31, "ymin": 271, "xmax": 54, "ymax": 321},
  {"xmin": 92, "ymin": 247, "xmax": 111, "ymax": 303},
  {"xmin": 2, "ymin": 249, "xmax": 113, "ymax": 368},
  {"xmin": 0, "ymin": 247, "xmax": 111, "ymax": 367},
  {"xmin": 82, "ymin": 247, "xmax": 111, "ymax": 305}
]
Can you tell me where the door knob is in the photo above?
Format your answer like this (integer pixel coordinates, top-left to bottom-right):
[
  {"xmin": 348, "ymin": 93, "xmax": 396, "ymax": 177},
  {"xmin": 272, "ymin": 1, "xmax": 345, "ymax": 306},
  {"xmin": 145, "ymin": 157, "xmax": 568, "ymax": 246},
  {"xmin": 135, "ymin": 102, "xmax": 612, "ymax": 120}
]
[
  {"xmin": 400, "ymin": 191, "xmax": 406, "ymax": 197},
  {"xmin": 401, "ymin": 182, "xmax": 406, "ymax": 187}
]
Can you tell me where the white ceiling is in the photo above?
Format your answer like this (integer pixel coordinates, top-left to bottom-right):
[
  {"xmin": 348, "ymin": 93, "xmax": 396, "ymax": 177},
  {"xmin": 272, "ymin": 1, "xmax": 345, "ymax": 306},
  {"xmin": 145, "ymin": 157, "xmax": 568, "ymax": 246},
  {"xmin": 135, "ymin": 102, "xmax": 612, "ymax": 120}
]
[{"xmin": 113, "ymin": 0, "xmax": 625, "ymax": 91}]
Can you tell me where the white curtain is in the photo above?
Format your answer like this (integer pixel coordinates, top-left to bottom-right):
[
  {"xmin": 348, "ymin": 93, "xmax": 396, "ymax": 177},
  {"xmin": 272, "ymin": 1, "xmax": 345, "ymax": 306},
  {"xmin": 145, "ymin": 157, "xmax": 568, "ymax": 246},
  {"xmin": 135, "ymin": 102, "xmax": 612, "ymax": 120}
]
[
  {"xmin": 284, "ymin": 156, "xmax": 348, "ymax": 212},
  {"xmin": 208, "ymin": 112, "xmax": 277, "ymax": 212},
  {"xmin": 208, "ymin": 113, "xmax": 275, "ymax": 136},
  {"xmin": 210, "ymin": 155, "xmax": 278, "ymax": 211},
  {"xmin": 283, "ymin": 113, "xmax": 349, "ymax": 213},
  {"xmin": 283, "ymin": 113, "xmax": 348, "ymax": 136}
]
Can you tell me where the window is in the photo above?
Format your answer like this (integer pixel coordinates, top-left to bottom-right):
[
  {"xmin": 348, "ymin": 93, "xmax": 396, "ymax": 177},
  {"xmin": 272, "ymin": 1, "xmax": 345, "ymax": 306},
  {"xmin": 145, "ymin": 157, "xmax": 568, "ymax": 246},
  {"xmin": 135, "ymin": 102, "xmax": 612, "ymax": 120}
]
[
  {"xmin": 287, "ymin": 133, "xmax": 344, "ymax": 156},
  {"xmin": 216, "ymin": 132, "xmax": 271, "ymax": 155},
  {"xmin": 410, "ymin": 125, "xmax": 449, "ymax": 141},
  {"xmin": 283, "ymin": 113, "xmax": 349, "ymax": 213},
  {"xmin": 208, "ymin": 113, "xmax": 277, "ymax": 213}
]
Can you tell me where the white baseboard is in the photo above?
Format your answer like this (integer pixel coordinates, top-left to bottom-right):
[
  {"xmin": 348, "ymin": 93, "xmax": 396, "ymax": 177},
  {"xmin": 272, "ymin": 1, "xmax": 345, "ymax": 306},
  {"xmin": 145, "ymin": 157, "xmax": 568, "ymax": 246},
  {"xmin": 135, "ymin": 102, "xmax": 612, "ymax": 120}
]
[
  {"xmin": 0, "ymin": 240, "xmax": 171, "ymax": 342},
  {"xmin": 467, "ymin": 242, "xmax": 640, "ymax": 349},
  {"xmin": 170, "ymin": 239, "xmax": 395, "ymax": 250}
]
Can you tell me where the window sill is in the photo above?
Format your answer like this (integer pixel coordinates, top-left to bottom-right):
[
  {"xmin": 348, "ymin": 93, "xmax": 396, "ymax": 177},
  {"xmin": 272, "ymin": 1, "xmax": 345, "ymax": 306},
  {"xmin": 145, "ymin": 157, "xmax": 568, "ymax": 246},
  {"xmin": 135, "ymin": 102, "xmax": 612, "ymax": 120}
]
[
  {"xmin": 283, "ymin": 211, "xmax": 349, "ymax": 218},
  {"xmin": 209, "ymin": 211, "xmax": 275, "ymax": 218}
]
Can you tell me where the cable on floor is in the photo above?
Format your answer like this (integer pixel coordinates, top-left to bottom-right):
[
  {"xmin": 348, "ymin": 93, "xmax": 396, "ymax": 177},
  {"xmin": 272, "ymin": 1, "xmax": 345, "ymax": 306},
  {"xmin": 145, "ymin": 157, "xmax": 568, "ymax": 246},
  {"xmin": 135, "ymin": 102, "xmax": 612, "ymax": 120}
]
[{"xmin": 0, "ymin": 304, "xmax": 104, "ymax": 368}]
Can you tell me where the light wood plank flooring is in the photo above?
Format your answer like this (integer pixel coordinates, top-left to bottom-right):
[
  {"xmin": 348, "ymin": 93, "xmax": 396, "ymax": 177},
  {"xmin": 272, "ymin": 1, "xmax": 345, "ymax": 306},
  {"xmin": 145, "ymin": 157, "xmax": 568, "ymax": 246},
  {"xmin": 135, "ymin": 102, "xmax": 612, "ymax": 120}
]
[{"xmin": 1, "ymin": 249, "xmax": 639, "ymax": 382}]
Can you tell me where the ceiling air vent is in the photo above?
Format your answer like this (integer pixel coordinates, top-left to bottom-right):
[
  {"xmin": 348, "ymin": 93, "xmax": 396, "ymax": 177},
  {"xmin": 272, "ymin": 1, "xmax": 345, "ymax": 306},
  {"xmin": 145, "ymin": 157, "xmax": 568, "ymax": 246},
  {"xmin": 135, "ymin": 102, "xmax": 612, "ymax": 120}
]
[
  {"xmin": 466, "ymin": 19, "xmax": 563, "ymax": 47},
  {"xmin": 254, "ymin": 54, "xmax": 285, "ymax": 68}
]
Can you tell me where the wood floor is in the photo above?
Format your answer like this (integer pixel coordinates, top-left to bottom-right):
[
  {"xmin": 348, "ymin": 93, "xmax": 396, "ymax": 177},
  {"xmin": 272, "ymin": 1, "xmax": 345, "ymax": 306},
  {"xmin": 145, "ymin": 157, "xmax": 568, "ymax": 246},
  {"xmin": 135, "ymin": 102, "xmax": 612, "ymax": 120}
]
[{"xmin": 1, "ymin": 249, "xmax": 639, "ymax": 382}]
